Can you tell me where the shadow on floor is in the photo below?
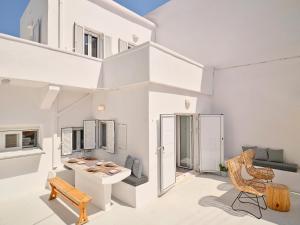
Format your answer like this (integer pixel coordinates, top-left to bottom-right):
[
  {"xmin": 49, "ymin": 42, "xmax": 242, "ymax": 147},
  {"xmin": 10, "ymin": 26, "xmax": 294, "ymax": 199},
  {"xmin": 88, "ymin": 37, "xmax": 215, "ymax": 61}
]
[
  {"xmin": 198, "ymin": 187, "xmax": 300, "ymax": 225},
  {"xmin": 39, "ymin": 194, "xmax": 100, "ymax": 225}
]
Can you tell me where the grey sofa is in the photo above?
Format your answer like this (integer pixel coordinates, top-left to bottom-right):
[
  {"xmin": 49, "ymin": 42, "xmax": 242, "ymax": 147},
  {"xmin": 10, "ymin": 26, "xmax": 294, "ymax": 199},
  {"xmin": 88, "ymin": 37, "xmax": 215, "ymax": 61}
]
[{"xmin": 242, "ymin": 146, "xmax": 298, "ymax": 173}]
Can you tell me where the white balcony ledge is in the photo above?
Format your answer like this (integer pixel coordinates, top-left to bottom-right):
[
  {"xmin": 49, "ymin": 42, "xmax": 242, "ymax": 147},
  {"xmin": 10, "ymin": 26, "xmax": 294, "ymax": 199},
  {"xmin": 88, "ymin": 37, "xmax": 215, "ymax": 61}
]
[
  {"xmin": 101, "ymin": 42, "xmax": 204, "ymax": 92},
  {"xmin": 0, "ymin": 148, "xmax": 45, "ymax": 160},
  {"xmin": 0, "ymin": 33, "xmax": 102, "ymax": 89}
]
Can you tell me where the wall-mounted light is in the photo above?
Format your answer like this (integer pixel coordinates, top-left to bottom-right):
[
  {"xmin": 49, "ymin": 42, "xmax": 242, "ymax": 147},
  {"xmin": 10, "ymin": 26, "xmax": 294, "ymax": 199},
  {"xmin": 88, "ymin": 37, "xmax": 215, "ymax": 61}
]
[
  {"xmin": 97, "ymin": 105, "xmax": 105, "ymax": 112},
  {"xmin": 185, "ymin": 99, "xmax": 190, "ymax": 110},
  {"xmin": 132, "ymin": 34, "xmax": 139, "ymax": 43}
]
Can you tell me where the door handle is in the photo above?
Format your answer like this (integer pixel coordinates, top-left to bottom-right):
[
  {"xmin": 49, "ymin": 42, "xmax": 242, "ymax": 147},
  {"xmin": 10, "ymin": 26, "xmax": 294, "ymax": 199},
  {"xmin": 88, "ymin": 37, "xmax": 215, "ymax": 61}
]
[{"xmin": 157, "ymin": 146, "xmax": 165, "ymax": 153}]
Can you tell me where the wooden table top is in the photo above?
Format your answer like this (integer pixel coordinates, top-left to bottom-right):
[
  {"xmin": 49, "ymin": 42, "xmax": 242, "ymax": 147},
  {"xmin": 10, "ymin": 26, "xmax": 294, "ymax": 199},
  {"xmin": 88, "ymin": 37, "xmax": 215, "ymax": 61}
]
[{"xmin": 266, "ymin": 183, "xmax": 288, "ymax": 190}]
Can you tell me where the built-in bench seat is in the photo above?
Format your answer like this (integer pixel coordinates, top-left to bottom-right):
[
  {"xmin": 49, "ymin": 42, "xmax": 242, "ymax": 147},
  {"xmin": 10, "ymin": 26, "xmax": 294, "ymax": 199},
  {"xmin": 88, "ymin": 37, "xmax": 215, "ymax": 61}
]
[
  {"xmin": 112, "ymin": 175, "xmax": 149, "ymax": 208},
  {"xmin": 242, "ymin": 146, "xmax": 298, "ymax": 173},
  {"xmin": 253, "ymin": 160, "xmax": 298, "ymax": 173},
  {"xmin": 48, "ymin": 177, "xmax": 91, "ymax": 225}
]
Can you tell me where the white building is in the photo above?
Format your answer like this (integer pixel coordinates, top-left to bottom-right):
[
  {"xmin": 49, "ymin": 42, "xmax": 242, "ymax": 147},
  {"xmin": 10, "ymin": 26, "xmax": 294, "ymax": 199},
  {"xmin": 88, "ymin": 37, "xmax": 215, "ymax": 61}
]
[
  {"xmin": 0, "ymin": 0, "xmax": 216, "ymax": 209},
  {"xmin": 0, "ymin": 0, "xmax": 299, "ymax": 215}
]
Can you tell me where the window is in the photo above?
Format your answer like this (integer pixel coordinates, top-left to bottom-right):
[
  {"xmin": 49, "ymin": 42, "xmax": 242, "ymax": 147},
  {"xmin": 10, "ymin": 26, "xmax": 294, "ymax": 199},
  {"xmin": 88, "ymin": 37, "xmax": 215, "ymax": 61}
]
[
  {"xmin": 22, "ymin": 130, "xmax": 38, "ymax": 148},
  {"xmin": 98, "ymin": 120, "xmax": 115, "ymax": 154},
  {"xmin": 0, "ymin": 129, "xmax": 39, "ymax": 152},
  {"xmin": 99, "ymin": 122, "xmax": 107, "ymax": 149},
  {"xmin": 61, "ymin": 127, "xmax": 84, "ymax": 155},
  {"xmin": 84, "ymin": 31, "xmax": 103, "ymax": 58}
]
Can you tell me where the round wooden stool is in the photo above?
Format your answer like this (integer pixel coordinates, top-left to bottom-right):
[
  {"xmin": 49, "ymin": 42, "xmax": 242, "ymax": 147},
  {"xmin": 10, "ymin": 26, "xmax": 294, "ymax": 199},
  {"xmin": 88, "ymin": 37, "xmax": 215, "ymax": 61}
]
[{"xmin": 266, "ymin": 183, "xmax": 290, "ymax": 212}]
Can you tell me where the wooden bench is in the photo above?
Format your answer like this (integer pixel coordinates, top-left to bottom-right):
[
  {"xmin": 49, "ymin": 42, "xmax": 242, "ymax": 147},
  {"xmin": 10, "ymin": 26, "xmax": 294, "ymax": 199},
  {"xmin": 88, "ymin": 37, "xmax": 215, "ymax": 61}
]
[{"xmin": 48, "ymin": 177, "xmax": 92, "ymax": 225}]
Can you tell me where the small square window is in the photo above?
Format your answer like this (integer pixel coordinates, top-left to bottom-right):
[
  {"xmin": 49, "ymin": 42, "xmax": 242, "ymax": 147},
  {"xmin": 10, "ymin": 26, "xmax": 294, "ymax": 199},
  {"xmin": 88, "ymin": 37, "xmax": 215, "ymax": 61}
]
[
  {"xmin": 5, "ymin": 134, "xmax": 18, "ymax": 148},
  {"xmin": 22, "ymin": 130, "xmax": 38, "ymax": 148}
]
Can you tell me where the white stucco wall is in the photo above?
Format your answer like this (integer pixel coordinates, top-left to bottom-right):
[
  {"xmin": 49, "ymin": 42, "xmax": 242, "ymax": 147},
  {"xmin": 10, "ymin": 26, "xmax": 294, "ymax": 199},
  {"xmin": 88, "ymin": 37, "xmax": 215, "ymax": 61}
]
[
  {"xmin": 92, "ymin": 86, "xmax": 149, "ymax": 174},
  {"xmin": 147, "ymin": 0, "xmax": 300, "ymax": 68},
  {"xmin": 20, "ymin": 0, "xmax": 48, "ymax": 44},
  {"xmin": 0, "ymin": 84, "xmax": 93, "ymax": 200},
  {"xmin": 0, "ymin": 34, "xmax": 102, "ymax": 89},
  {"xmin": 0, "ymin": 85, "xmax": 55, "ymax": 200},
  {"xmin": 149, "ymin": 45, "xmax": 203, "ymax": 92},
  {"xmin": 60, "ymin": 0, "xmax": 153, "ymax": 52},
  {"xmin": 101, "ymin": 45, "xmax": 150, "ymax": 88},
  {"xmin": 148, "ymin": 83, "xmax": 212, "ymax": 196},
  {"xmin": 213, "ymin": 58, "xmax": 300, "ymax": 166}
]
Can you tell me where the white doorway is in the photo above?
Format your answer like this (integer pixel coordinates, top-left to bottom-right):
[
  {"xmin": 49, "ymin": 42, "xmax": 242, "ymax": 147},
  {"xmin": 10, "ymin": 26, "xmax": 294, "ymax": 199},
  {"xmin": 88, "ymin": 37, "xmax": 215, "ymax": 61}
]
[{"xmin": 176, "ymin": 115, "xmax": 193, "ymax": 169}]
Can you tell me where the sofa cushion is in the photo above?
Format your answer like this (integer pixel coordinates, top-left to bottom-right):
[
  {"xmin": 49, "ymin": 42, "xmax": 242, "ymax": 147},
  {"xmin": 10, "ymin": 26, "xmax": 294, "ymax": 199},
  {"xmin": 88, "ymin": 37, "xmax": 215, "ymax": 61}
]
[
  {"xmin": 255, "ymin": 148, "xmax": 268, "ymax": 161},
  {"xmin": 123, "ymin": 175, "xmax": 148, "ymax": 186},
  {"xmin": 268, "ymin": 149, "xmax": 284, "ymax": 163},
  {"xmin": 125, "ymin": 155, "xmax": 134, "ymax": 170},
  {"xmin": 253, "ymin": 159, "xmax": 298, "ymax": 172},
  {"xmin": 242, "ymin": 146, "xmax": 257, "ymax": 152},
  {"xmin": 132, "ymin": 159, "xmax": 143, "ymax": 178}
]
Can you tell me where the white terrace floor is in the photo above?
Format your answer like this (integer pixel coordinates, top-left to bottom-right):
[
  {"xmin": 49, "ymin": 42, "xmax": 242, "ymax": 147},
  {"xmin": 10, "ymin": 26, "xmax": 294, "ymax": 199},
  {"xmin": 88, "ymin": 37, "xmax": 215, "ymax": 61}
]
[{"xmin": 1, "ymin": 173, "xmax": 299, "ymax": 225}]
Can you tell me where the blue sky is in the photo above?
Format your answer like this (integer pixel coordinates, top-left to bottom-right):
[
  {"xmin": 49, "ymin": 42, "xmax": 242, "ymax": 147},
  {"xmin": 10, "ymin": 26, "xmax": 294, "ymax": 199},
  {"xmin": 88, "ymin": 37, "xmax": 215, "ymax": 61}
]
[{"xmin": 0, "ymin": 0, "xmax": 168, "ymax": 37}]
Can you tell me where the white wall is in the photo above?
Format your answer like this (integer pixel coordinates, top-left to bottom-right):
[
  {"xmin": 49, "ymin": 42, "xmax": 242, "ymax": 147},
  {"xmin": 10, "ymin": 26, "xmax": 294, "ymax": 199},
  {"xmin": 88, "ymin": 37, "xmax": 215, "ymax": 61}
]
[
  {"xmin": 149, "ymin": 45, "xmax": 203, "ymax": 92},
  {"xmin": 92, "ymin": 86, "xmax": 149, "ymax": 173},
  {"xmin": 60, "ymin": 0, "xmax": 153, "ymax": 53},
  {"xmin": 148, "ymin": 83, "xmax": 212, "ymax": 196},
  {"xmin": 213, "ymin": 58, "xmax": 300, "ymax": 166},
  {"xmin": 101, "ymin": 45, "xmax": 149, "ymax": 88},
  {"xmin": 0, "ymin": 84, "xmax": 93, "ymax": 200},
  {"xmin": 147, "ymin": 0, "xmax": 300, "ymax": 68},
  {"xmin": 0, "ymin": 85, "xmax": 55, "ymax": 200},
  {"xmin": 0, "ymin": 34, "xmax": 102, "ymax": 89},
  {"xmin": 20, "ymin": 0, "xmax": 48, "ymax": 44}
]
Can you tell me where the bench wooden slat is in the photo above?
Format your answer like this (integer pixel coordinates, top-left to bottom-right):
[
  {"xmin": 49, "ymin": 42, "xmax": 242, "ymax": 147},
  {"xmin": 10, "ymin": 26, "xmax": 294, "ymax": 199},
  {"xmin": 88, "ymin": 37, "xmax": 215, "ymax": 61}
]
[{"xmin": 48, "ymin": 177, "xmax": 91, "ymax": 225}]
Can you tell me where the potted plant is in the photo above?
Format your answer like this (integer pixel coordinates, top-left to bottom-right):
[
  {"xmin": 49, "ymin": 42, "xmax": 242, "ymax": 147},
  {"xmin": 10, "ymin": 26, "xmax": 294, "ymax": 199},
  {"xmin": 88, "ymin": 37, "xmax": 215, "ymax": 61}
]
[{"xmin": 219, "ymin": 163, "xmax": 228, "ymax": 177}]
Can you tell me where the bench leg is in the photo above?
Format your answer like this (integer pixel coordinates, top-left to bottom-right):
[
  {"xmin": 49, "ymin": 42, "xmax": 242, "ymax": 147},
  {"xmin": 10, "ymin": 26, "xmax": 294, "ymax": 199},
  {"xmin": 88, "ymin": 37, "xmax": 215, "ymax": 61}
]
[
  {"xmin": 49, "ymin": 185, "xmax": 57, "ymax": 201},
  {"xmin": 77, "ymin": 203, "xmax": 88, "ymax": 225}
]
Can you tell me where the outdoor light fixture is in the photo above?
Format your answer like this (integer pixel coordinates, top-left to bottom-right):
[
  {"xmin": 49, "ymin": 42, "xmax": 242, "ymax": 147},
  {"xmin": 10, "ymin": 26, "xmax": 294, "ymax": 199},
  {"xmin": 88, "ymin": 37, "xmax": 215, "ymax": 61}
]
[
  {"xmin": 1, "ymin": 79, "xmax": 11, "ymax": 85},
  {"xmin": 185, "ymin": 99, "xmax": 190, "ymax": 110},
  {"xmin": 132, "ymin": 34, "xmax": 139, "ymax": 43},
  {"xmin": 97, "ymin": 105, "xmax": 105, "ymax": 111}
]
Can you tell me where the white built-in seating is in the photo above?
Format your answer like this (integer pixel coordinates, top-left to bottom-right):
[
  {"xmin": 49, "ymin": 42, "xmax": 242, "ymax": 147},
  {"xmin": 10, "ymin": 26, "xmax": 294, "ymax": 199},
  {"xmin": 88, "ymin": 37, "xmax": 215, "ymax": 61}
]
[{"xmin": 112, "ymin": 155, "xmax": 149, "ymax": 207}]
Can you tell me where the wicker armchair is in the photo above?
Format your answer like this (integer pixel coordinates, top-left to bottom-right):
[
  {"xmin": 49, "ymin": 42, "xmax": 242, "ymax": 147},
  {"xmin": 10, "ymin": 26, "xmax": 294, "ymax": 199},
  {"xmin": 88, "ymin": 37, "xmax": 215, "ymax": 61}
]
[
  {"xmin": 227, "ymin": 156, "xmax": 267, "ymax": 219},
  {"xmin": 241, "ymin": 149, "xmax": 275, "ymax": 182}
]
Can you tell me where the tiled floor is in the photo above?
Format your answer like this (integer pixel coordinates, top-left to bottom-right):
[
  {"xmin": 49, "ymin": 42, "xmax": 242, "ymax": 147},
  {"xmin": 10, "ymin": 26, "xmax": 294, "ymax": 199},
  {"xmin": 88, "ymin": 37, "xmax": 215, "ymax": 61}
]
[{"xmin": 1, "ymin": 173, "xmax": 299, "ymax": 225}]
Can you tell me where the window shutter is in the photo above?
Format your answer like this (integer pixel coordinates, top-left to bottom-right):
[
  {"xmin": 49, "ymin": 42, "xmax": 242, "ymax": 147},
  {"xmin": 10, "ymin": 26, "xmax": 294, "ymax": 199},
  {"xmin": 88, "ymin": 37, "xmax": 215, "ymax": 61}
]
[
  {"xmin": 33, "ymin": 19, "xmax": 41, "ymax": 43},
  {"xmin": 105, "ymin": 120, "xmax": 115, "ymax": 154},
  {"xmin": 74, "ymin": 23, "xmax": 84, "ymax": 54},
  {"xmin": 118, "ymin": 39, "xmax": 128, "ymax": 52},
  {"xmin": 104, "ymin": 35, "xmax": 113, "ymax": 58},
  {"xmin": 61, "ymin": 128, "xmax": 73, "ymax": 156},
  {"xmin": 84, "ymin": 120, "xmax": 97, "ymax": 150}
]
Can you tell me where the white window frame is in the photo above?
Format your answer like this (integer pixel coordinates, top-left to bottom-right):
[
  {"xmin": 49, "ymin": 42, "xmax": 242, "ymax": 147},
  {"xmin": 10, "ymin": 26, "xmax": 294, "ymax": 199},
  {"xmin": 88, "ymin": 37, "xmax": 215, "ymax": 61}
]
[
  {"xmin": 0, "ymin": 128, "xmax": 40, "ymax": 152},
  {"xmin": 84, "ymin": 29, "xmax": 104, "ymax": 59}
]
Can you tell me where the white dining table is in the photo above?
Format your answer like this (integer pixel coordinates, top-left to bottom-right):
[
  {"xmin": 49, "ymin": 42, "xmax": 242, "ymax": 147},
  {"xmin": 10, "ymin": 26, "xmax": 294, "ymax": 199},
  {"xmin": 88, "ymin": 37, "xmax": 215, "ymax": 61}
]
[{"xmin": 63, "ymin": 159, "xmax": 131, "ymax": 211}]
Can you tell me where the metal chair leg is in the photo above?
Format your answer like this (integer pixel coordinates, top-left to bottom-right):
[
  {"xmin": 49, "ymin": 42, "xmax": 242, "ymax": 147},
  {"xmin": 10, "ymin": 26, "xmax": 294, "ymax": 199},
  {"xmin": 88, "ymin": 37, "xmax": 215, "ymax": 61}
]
[{"xmin": 231, "ymin": 192, "xmax": 265, "ymax": 219}]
